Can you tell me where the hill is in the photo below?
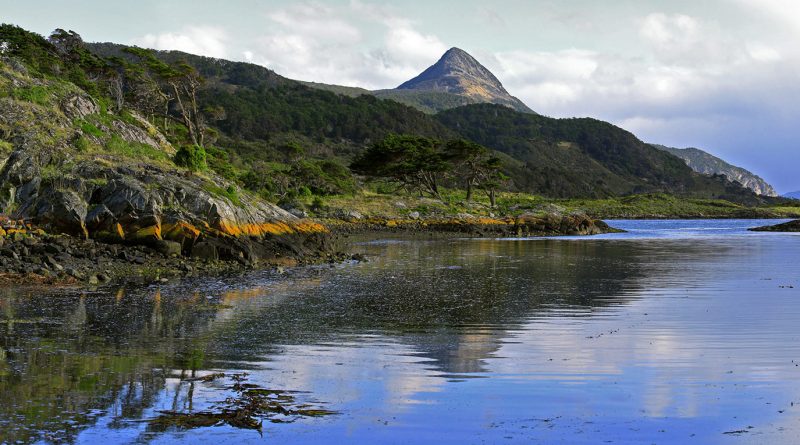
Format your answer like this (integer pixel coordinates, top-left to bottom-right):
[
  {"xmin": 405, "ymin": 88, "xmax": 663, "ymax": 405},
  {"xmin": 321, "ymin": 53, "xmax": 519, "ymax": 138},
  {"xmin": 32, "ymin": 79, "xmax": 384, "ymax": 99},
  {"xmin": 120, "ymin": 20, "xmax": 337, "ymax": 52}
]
[
  {"xmin": 88, "ymin": 41, "xmax": 760, "ymax": 202},
  {"xmin": 651, "ymin": 144, "xmax": 777, "ymax": 196},
  {"xmin": 436, "ymin": 104, "xmax": 759, "ymax": 202}
]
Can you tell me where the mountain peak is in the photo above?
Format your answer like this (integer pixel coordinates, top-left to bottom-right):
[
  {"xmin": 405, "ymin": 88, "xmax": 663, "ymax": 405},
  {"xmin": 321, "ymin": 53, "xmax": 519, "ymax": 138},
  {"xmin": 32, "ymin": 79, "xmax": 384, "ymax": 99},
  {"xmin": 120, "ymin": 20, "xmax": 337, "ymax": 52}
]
[
  {"xmin": 396, "ymin": 48, "xmax": 533, "ymax": 113},
  {"xmin": 442, "ymin": 46, "xmax": 471, "ymax": 57}
]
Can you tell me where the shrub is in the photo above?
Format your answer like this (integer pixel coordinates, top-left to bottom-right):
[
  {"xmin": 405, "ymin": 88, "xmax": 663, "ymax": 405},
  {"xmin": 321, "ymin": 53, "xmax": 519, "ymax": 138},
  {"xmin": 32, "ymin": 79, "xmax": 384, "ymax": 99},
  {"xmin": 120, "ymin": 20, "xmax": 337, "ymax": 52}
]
[
  {"xmin": 375, "ymin": 182, "xmax": 396, "ymax": 195},
  {"xmin": 78, "ymin": 120, "xmax": 104, "ymax": 137},
  {"xmin": 0, "ymin": 140, "xmax": 13, "ymax": 156},
  {"xmin": 12, "ymin": 85, "xmax": 49, "ymax": 105},
  {"xmin": 205, "ymin": 145, "xmax": 237, "ymax": 180},
  {"xmin": 174, "ymin": 145, "xmax": 207, "ymax": 172},
  {"xmin": 311, "ymin": 196, "xmax": 326, "ymax": 211},
  {"xmin": 203, "ymin": 182, "xmax": 242, "ymax": 207},
  {"xmin": 73, "ymin": 136, "xmax": 89, "ymax": 152}
]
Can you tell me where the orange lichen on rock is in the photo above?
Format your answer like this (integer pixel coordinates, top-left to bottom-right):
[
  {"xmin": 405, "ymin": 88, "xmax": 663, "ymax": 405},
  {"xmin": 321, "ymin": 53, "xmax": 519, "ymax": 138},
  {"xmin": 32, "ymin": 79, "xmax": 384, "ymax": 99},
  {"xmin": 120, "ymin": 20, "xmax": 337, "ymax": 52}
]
[
  {"xmin": 127, "ymin": 224, "xmax": 162, "ymax": 242},
  {"xmin": 114, "ymin": 223, "xmax": 125, "ymax": 240},
  {"xmin": 216, "ymin": 220, "xmax": 328, "ymax": 237},
  {"xmin": 162, "ymin": 221, "xmax": 201, "ymax": 243},
  {"xmin": 474, "ymin": 217, "xmax": 511, "ymax": 225},
  {"xmin": 293, "ymin": 221, "xmax": 328, "ymax": 233}
]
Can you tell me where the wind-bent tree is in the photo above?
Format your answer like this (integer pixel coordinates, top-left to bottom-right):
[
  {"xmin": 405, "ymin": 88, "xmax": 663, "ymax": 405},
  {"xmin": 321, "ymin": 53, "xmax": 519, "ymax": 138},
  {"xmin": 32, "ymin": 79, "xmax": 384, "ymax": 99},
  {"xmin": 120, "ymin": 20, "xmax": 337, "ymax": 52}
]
[
  {"xmin": 476, "ymin": 156, "xmax": 506, "ymax": 208},
  {"xmin": 351, "ymin": 134, "xmax": 450, "ymax": 198},
  {"xmin": 123, "ymin": 48, "xmax": 208, "ymax": 146},
  {"xmin": 445, "ymin": 139, "xmax": 496, "ymax": 202}
]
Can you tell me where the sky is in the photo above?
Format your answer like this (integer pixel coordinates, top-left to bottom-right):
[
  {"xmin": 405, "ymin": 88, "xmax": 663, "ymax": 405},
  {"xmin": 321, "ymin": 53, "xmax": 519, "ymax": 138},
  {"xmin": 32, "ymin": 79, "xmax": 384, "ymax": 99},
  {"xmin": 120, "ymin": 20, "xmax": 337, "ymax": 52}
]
[{"xmin": 2, "ymin": 0, "xmax": 799, "ymax": 192}]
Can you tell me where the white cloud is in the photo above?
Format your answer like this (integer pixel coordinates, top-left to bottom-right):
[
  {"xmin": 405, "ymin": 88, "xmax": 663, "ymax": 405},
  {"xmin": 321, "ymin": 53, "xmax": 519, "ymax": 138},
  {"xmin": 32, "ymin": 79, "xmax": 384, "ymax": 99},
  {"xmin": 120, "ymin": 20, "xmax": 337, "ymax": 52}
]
[
  {"xmin": 131, "ymin": 25, "xmax": 228, "ymax": 59},
  {"xmin": 244, "ymin": 1, "xmax": 447, "ymax": 88},
  {"xmin": 383, "ymin": 23, "xmax": 447, "ymax": 70},
  {"xmin": 268, "ymin": 3, "xmax": 361, "ymax": 44},
  {"xmin": 746, "ymin": 42, "xmax": 782, "ymax": 62},
  {"xmin": 736, "ymin": 0, "xmax": 800, "ymax": 33},
  {"xmin": 639, "ymin": 13, "xmax": 701, "ymax": 47}
]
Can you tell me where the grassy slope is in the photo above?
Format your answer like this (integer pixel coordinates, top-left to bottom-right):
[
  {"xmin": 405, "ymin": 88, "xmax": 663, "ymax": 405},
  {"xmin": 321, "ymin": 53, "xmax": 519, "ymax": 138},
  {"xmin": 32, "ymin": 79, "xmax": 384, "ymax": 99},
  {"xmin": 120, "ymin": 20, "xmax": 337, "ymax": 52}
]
[{"xmin": 309, "ymin": 188, "xmax": 800, "ymax": 220}]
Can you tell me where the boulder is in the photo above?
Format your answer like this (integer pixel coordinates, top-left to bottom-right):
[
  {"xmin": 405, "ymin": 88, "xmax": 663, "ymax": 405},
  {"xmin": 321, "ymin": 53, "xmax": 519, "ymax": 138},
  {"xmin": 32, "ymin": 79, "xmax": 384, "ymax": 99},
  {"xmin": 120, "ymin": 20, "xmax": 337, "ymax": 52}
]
[
  {"xmin": 191, "ymin": 241, "xmax": 218, "ymax": 261},
  {"xmin": 32, "ymin": 189, "xmax": 88, "ymax": 238},
  {"xmin": 60, "ymin": 94, "xmax": 99, "ymax": 120},
  {"xmin": 154, "ymin": 240, "xmax": 182, "ymax": 256}
]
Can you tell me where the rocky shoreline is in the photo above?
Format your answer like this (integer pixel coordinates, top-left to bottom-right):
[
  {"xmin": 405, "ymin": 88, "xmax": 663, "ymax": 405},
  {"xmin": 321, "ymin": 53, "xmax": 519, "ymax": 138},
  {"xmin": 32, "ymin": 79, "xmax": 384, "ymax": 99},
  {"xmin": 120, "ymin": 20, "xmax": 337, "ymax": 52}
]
[
  {"xmin": 0, "ymin": 213, "xmax": 618, "ymax": 287},
  {"xmin": 0, "ymin": 217, "xmax": 345, "ymax": 287},
  {"xmin": 749, "ymin": 219, "xmax": 800, "ymax": 232},
  {"xmin": 323, "ymin": 213, "xmax": 618, "ymax": 237}
]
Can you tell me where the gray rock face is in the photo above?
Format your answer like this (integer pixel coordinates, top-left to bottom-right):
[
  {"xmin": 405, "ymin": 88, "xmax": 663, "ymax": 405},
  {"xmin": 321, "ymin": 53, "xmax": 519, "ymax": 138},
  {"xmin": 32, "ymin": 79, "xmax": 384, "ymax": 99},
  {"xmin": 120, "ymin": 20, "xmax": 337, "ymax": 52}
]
[
  {"xmin": 334, "ymin": 209, "xmax": 363, "ymax": 220},
  {"xmin": 395, "ymin": 48, "xmax": 533, "ymax": 114},
  {"xmin": 652, "ymin": 144, "xmax": 778, "ymax": 197},
  {"xmin": 108, "ymin": 119, "xmax": 164, "ymax": 151},
  {"xmin": 60, "ymin": 94, "xmax": 99, "ymax": 120}
]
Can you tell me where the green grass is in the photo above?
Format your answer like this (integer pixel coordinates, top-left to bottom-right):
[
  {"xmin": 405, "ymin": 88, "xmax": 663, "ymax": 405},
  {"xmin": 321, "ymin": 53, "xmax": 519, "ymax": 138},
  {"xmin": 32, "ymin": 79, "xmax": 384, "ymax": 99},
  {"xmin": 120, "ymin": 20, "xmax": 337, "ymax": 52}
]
[
  {"xmin": 106, "ymin": 135, "xmax": 169, "ymax": 163},
  {"xmin": 73, "ymin": 135, "xmax": 90, "ymax": 152},
  {"xmin": 203, "ymin": 182, "xmax": 242, "ymax": 207},
  {"xmin": 11, "ymin": 85, "xmax": 50, "ymax": 105},
  {"xmin": 75, "ymin": 119, "xmax": 104, "ymax": 137}
]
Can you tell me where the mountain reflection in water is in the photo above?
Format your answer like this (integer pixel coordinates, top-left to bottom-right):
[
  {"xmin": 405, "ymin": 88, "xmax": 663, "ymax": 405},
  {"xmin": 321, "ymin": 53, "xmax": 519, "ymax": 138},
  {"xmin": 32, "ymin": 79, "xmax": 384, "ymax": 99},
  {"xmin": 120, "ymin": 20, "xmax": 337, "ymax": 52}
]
[{"xmin": 1, "ymin": 219, "xmax": 799, "ymax": 444}]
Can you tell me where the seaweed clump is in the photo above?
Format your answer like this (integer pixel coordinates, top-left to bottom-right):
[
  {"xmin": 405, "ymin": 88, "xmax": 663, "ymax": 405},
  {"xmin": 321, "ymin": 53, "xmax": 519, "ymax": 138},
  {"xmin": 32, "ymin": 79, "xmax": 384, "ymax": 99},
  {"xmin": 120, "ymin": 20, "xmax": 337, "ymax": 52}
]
[{"xmin": 148, "ymin": 373, "xmax": 336, "ymax": 432}]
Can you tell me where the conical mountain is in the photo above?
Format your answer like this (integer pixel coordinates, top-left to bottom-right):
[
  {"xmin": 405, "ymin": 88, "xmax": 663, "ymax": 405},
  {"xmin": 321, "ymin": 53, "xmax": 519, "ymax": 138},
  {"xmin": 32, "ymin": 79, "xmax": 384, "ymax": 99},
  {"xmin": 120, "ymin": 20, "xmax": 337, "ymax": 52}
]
[{"xmin": 396, "ymin": 47, "xmax": 534, "ymax": 113}]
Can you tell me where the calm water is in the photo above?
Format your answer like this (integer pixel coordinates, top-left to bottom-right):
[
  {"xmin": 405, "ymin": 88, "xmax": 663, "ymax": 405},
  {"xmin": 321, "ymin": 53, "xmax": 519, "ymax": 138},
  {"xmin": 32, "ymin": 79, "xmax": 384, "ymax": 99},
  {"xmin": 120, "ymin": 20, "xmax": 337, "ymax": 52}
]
[{"xmin": 2, "ymin": 219, "xmax": 800, "ymax": 444}]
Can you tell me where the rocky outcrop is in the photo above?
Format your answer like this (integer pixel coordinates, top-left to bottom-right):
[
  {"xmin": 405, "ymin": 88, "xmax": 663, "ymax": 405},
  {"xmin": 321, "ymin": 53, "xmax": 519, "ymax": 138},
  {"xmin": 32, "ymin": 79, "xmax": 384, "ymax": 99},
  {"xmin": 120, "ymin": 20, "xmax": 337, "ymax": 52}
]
[
  {"xmin": 749, "ymin": 220, "xmax": 800, "ymax": 232},
  {"xmin": 60, "ymin": 93, "xmax": 99, "ymax": 119},
  {"xmin": 1, "ymin": 151, "xmax": 330, "ymax": 263},
  {"xmin": 0, "ymin": 59, "xmax": 329, "ymax": 265}
]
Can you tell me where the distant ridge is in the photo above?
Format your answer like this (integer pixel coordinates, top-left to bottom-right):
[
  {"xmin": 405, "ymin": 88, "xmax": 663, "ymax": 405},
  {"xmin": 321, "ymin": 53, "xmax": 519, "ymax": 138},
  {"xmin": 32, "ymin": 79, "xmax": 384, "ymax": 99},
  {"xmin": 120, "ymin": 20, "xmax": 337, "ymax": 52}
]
[
  {"xmin": 651, "ymin": 144, "xmax": 777, "ymax": 196},
  {"xmin": 783, "ymin": 191, "xmax": 800, "ymax": 199}
]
